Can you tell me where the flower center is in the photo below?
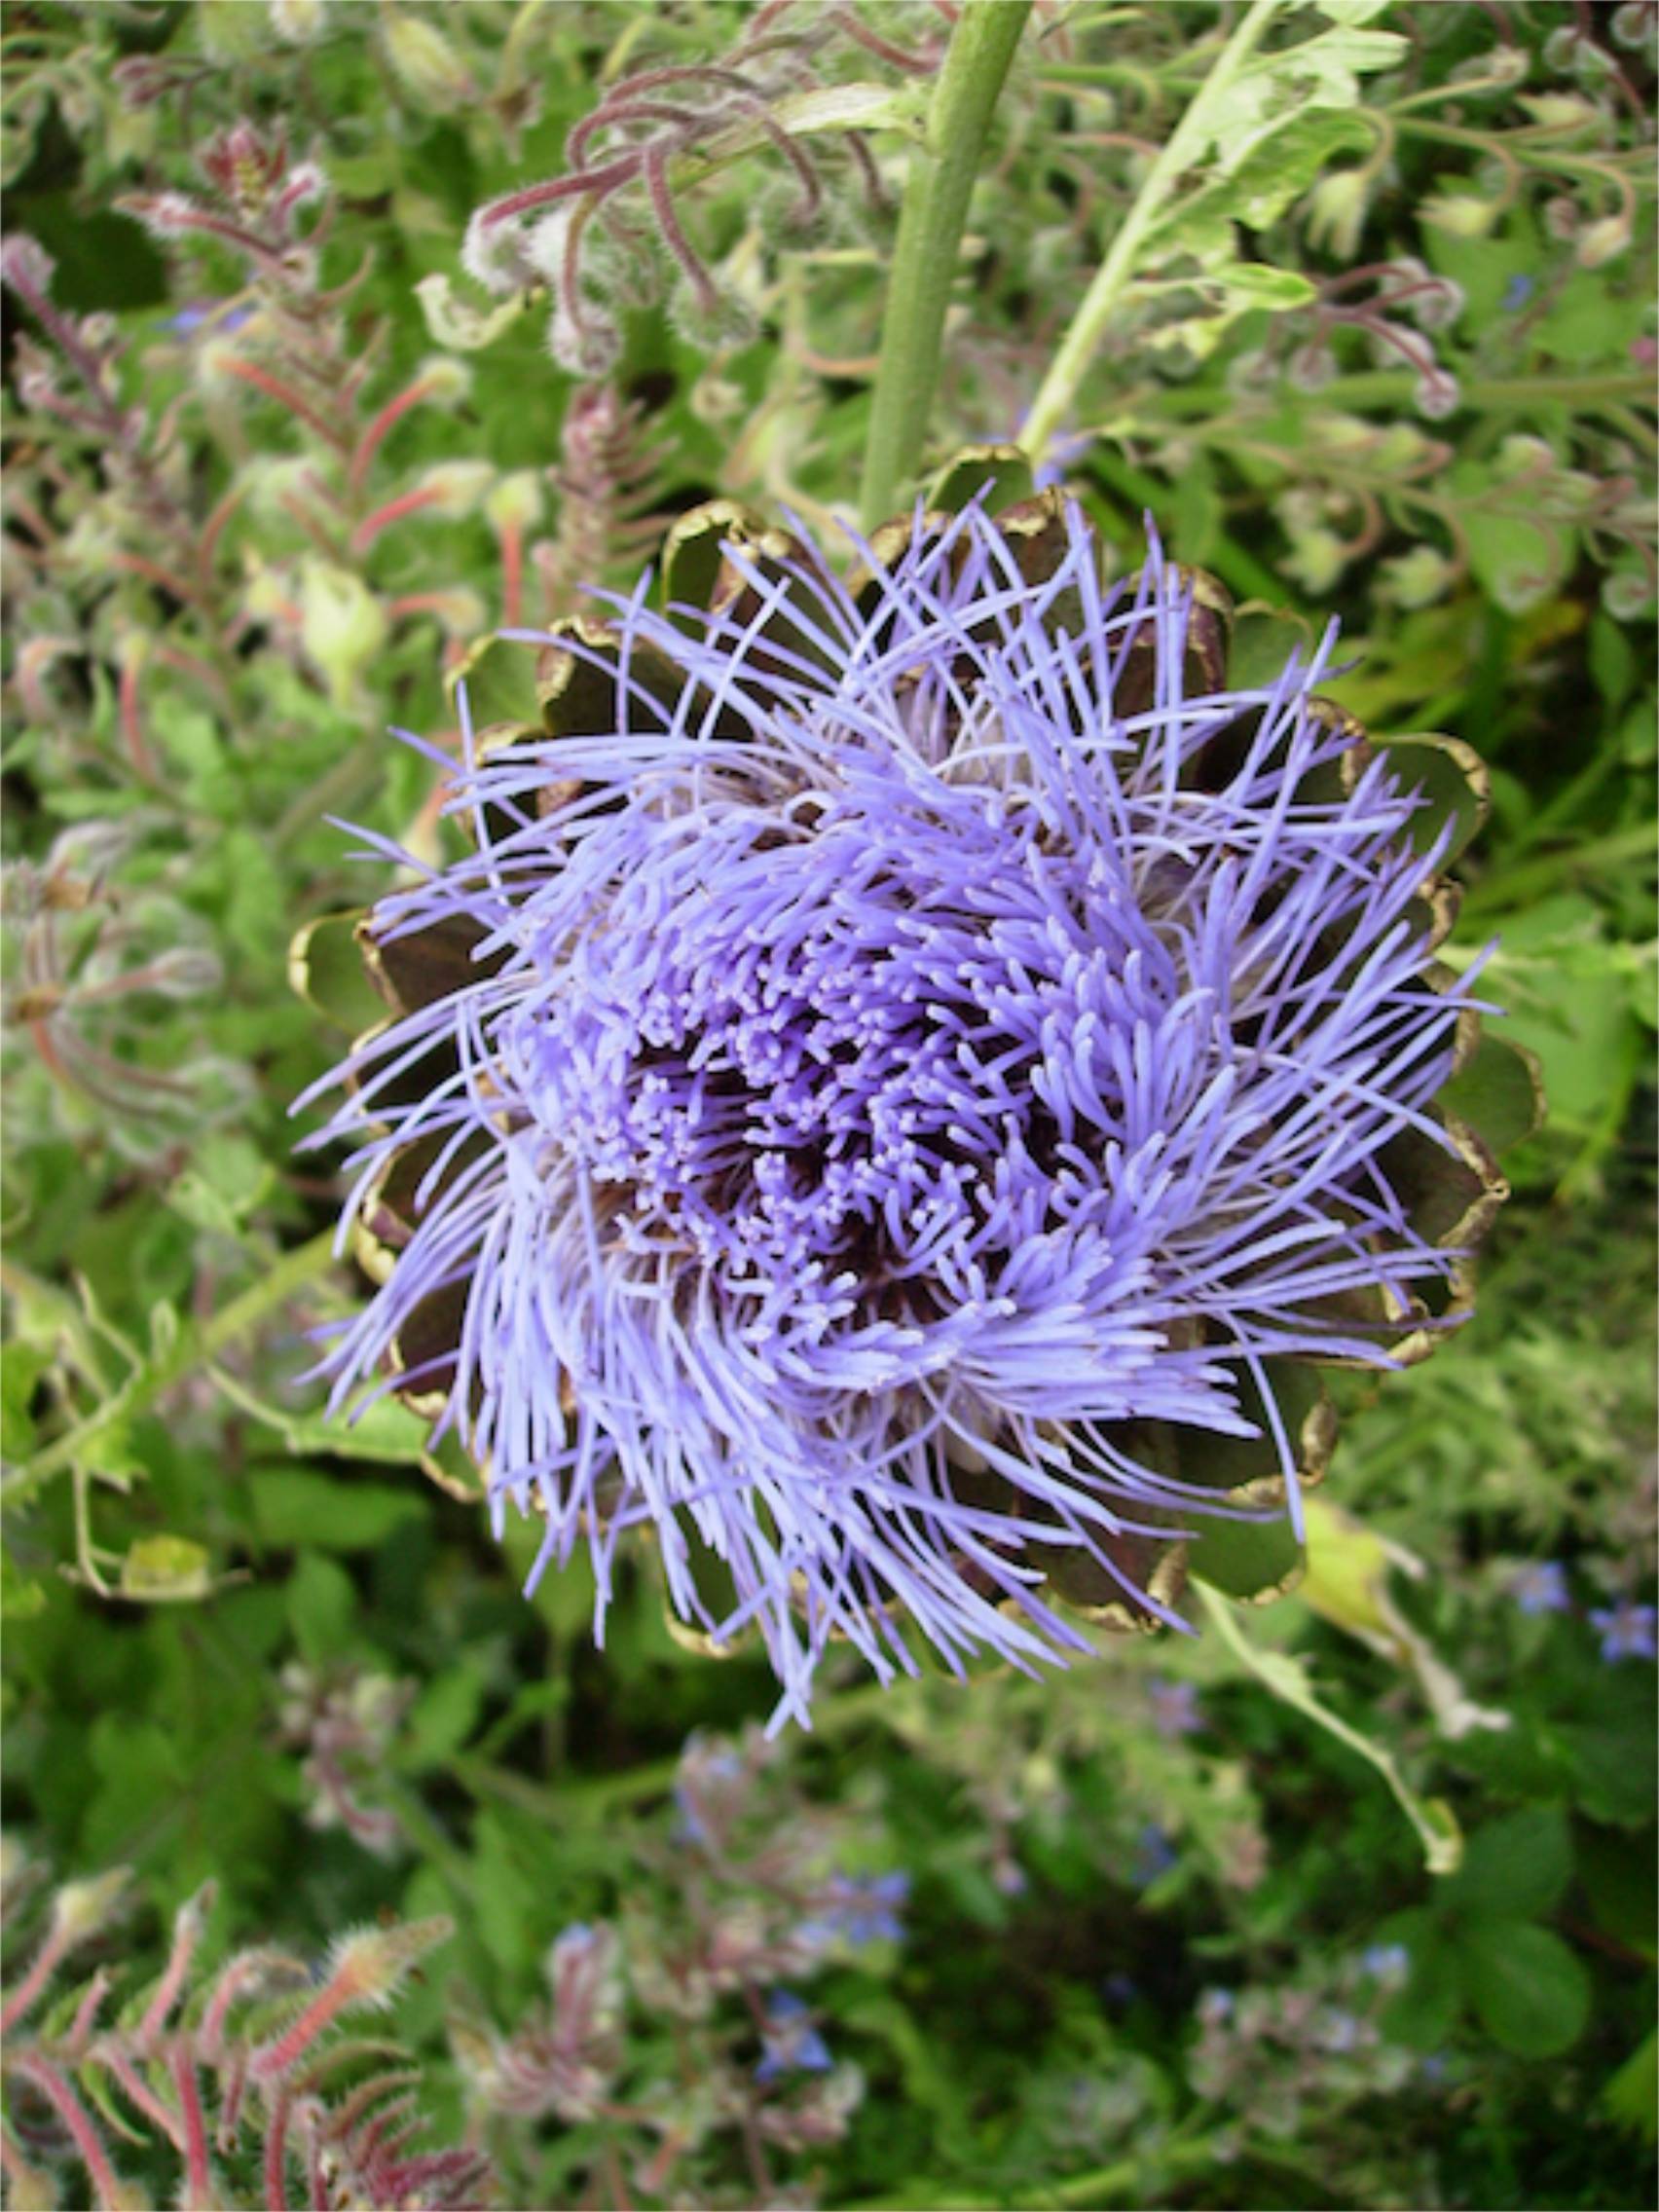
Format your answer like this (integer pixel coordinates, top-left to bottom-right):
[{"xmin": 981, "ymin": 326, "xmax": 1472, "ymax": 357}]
[{"xmin": 514, "ymin": 797, "xmax": 1153, "ymax": 1298}]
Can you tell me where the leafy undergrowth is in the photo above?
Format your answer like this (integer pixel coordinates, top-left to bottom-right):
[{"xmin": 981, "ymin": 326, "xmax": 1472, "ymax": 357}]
[{"xmin": 2, "ymin": 4, "xmax": 1653, "ymax": 2206}]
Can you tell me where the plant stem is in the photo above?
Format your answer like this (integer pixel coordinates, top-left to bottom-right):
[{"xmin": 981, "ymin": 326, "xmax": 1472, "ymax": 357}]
[
  {"xmin": 1021, "ymin": 0, "xmax": 1279, "ymax": 463},
  {"xmin": 6, "ymin": 1231, "xmax": 340, "ymax": 1502},
  {"xmin": 858, "ymin": 0, "xmax": 1033, "ymax": 530}
]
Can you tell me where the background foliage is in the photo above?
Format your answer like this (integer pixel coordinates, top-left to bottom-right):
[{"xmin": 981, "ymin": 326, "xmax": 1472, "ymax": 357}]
[{"xmin": 1, "ymin": 3, "xmax": 1653, "ymax": 2207}]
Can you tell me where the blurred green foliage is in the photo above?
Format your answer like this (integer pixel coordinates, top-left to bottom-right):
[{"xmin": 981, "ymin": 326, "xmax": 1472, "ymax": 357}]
[{"xmin": 1, "ymin": 3, "xmax": 1653, "ymax": 2206}]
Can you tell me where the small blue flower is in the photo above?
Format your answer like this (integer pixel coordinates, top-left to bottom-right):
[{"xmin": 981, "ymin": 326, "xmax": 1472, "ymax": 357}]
[
  {"xmin": 1590, "ymin": 1600, "xmax": 1657, "ymax": 1663},
  {"xmin": 755, "ymin": 1991, "xmax": 832, "ymax": 2083},
  {"xmin": 166, "ymin": 298, "xmax": 256, "ymax": 337},
  {"xmin": 1320, "ymin": 2008, "xmax": 1362, "ymax": 2053},
  {"xmin": 827, "ymin": 1871, "xmax": 910, "ymax": 1946},
  {"xmin": 1501, "ymin": 273, "xmax": 1535, "ymax": 312},
  {"xmin": 1146, "ymin": 1677, "xmax": 1202, "ymax": 1738},
  {"xmin": 1197, "ymin": 1986, "xmax": 1235, "ymax": 2025},
  {"xmin": 1362, "ymin": 1942, "xmax": 1410, "ymax": 1984},
  {"xmin": 1132, "ymin": 1824, "xmax": 1177, "ymax": 1888},
  {"xmin": 1102, "ymin": 1971, "xmax": 1138, "ymax": 2009},
  {"xmin": 1510, "ymin": 1561, "xmax": 1570, "ymax": 1615}
]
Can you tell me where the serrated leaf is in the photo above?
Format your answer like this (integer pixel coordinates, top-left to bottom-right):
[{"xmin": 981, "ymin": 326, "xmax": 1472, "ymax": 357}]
[{"xmin": 1456, "ymin": 1921, "xmax": 1591, "ymax": 2057}]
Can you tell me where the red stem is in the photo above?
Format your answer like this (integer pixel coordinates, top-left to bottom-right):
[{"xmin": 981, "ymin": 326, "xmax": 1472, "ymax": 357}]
[
  {"xmin": 0, "ymin": 1925, "xmax": 66, "ymax": 2036},
  {"xmin": 218, "ymin": 354, "xmax": 350, "ymax": 451},
  {"xmin": 118, "ymin": 657, "xmax": 159, "ymax": 782},
  {"xmin": 16, "ymin": 2059, "xmax": 125, "ymax": 2212},
  {"xmin": 172, "ymin": 2046, "xmax": 215, "ymax": 2205},
  {"xmin": 350, "ymin": 482, "xmax": 445, "ymax": 554},
  {"xmin": 348, "ymin": 374, "xmax": 443, "ymax": 498},
  {"xmin": 263, "ymin": 2084, "xmax": 292, "ymax": 2212},
  {"xmin": 498, "ymin": 523, "xmax": 524, "ymax": 628}
]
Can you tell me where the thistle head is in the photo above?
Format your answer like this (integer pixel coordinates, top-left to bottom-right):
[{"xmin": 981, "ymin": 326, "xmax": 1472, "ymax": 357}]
[{"xmin": 296, "ymin": 451, "xmax": 1533, "ymax": 1726}]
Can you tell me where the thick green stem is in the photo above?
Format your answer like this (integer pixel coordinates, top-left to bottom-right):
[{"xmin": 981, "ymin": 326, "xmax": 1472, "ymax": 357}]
[
  {"xmin": 1021, "ymin": 0, "xmax": 1279, "ymax": 463},
  {"xmin": 859, "ymin": 0, "xmax": 1032, "ymax": 531},
  {"xmin": 6, "ymin": 1230, "xmax": 340, "ymax": 1501}
]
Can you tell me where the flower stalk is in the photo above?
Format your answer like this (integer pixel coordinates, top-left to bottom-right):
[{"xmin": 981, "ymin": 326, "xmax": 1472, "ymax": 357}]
[
  {"xmin": 1020, "ymin": 0, "xmax": 1279, "ymax": 464},
  {"xmin": 858, "ymin": 0, "xmax": 1032, "ymax": 529}
]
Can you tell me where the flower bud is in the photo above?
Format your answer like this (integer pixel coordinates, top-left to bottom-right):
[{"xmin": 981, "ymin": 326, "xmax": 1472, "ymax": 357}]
[
  {"xmin": 270, "ymin": 0, "xmax": 329, "ymax": 42},
  {"xmin": 1303, "ymin": 168, "xmax": 1373, "ymax": 260},
  {"xmin": 415, "ymin": 273, "xmax": 528, "ymax": 352},
  {"xmin": 486, "ymin": 471, "xmax": 543, "ymax": 538},
  {"xmin": 299, "ymin": 561, "xmax": 388, "ymax": 707},
  {"xmin": 147, "ymin": 947, "xmax": 225, "ymax": 999},
  {"xmin": 325, "ymin": 1913, "xmax": 453, "ymax": 2009},
  {"xmin": 383, "ymin": 10, "xmax": 476, "ymax": 112},
  {"xmin": 1520, "ymin": 91, "xmax": 1605, "ymax": 134},
  {"xmin": 1380, "ymin": 545, "xmax": 1455, "ymax": 609},
  {"xmin": 51, "ymin": 1867, "xmax": 131, "ymax": 1948},
  {"xmin": 1280, "ymin": 527, "xmax": 1347, "ymax": 597},
  {"xmin": 1422, "ymin": 194, "xmax": 1498, "ymax": 240},
  {"xmin": 1494, "ymin": 433, "xmax": 1556, "ymax": 480},
  {"xmin": 414, "ymin": 461, "xmax": 496, "ymax": 519},
  {"xmin": 1604, "ymin": 568, "xmax": 1656, "ymax": 619},
  {"xmin": 1577, "ymin": 214, "xmax": 1631, "ymax": 268},
  {"xmin": 0, "ymin": 234, "xmax": 54, "ymax": 293}
]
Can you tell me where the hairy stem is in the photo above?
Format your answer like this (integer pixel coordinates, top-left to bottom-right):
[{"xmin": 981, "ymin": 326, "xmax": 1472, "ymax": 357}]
[
  {"xmin": 859, "ymin": 0, "xmax": 1032, "ymax": 531},
  {"xmin": 1021, "ymin": 0, "xmax": 1279, "ymax": 463},
  {"xmin": 7, "ymin": 1231, "xmax": 340, "ymax": 1502}
]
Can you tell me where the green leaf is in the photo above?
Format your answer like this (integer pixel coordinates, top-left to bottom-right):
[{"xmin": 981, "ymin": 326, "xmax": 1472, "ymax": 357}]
[
  {"xmin": 1443, "ymin": 1806, "xmax": 1572, "ymax": 1925},
  {"xmin": 1450, "ymin": 460, "xmax": 1577, "ymax": 615},
  {"xmin": 1, "ymin": 1344, "xmax": 49, "ymax": 1459},
  {"xmin": 211, "ymin": 1366, "xmax": 435, "ymax": 1466},
  {"xmin": 1209, "ymin": 264, "xmax": 1318, "ymax": 313},
  {"xmin": 285, "ymin": 1553, "xmax": 357, "ymax": 1663},
  {"xmin": 1381, "ymin": 1911, "xmax": 1463, "ymax": 2049},
  {"xmin": 251, "ymin": 1466, "xmax": 426, "ymax": 1551},
  {"xmin": 1602, "ymin": 2029, "xmax": 1658, "ymax": 2143},
  {"xmin": 118, "ymin": 1534, "xmax": 215, "ymax": 1604},
  {"xmin": 1456, "ymin": 1920, "xmax": 1591, "ymax": 2057},
  {"xmin": 166, "ymin": 1133, "xmax": 276, "ymax": 1238}
]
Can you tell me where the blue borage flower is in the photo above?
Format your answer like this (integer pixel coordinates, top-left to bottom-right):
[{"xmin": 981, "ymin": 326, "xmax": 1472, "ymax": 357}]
[{"xmin": 297, "ymin": 478, "xmax": 1512, "ymax": 1728}]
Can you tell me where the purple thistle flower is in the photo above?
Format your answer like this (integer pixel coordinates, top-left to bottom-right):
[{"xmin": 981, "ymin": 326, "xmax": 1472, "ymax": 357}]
[
  {"xmin": 1509, "ymin": 1560, "xmax": 1571, "ymax": 1615},
  {"xmin": 1589, "ymin": 1600, "xmax": 1657, "ymax": 1663},
  {"xmin": 297, "ymin": 488, "xmax": 1503, "ymax": 1727},
  {"xmin": 755, "ymin": 1991, "xmax": 832, "ymax": 2083}
]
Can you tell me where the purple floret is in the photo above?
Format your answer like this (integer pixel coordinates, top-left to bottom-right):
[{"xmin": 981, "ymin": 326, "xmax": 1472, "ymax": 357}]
[{"xmin": 300, "ymin": 501, "xmax": 1486, "ymax": 1727}]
